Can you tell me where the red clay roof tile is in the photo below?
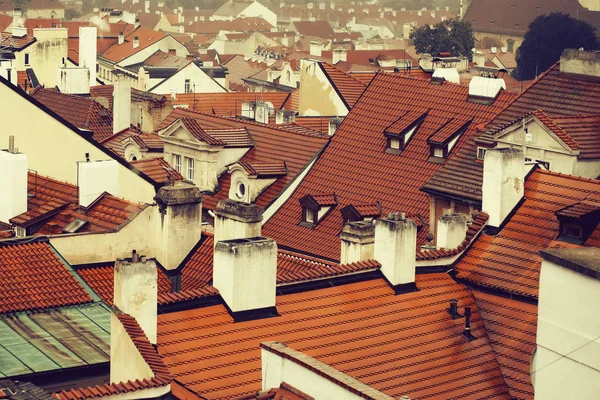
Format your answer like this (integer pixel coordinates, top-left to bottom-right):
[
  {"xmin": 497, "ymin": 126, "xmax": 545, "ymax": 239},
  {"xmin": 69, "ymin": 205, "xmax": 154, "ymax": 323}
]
[
  {"xmin": 172, "ymin": 91, "xmax": 298, "ymax": 115},
  {"xmin": 100, "ymin": 26, "xmax": 168, "ymax": 63},
  {"xmin": 130, "ymin": 158, "xmax": 184, "ymax": 184}
]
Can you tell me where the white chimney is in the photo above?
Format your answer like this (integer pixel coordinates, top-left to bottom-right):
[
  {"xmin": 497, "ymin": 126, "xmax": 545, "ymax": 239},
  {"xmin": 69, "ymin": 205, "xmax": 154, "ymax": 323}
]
[
  {"xmin": 436, "ymin": 213, "xmax": 467, "ymax": 249},
  {"xmin": 482, "ymin": 148, "xmax": 524, "ymax": 230},
  {"xmin": 113, "ymin": 78, "xmax": 131, "ymax": 134},
  {"xmin": 560, "ymin": 49, "xmax": 600, "ymax": 78},
  {"xmin": 118, "ymin": 32, "xmax": 124, "ymax": 45},
  {"xmin": 472, "ymin": 51, "xmax": 485, "ymax": 67},
  {"xmin": 374, "ymin": 213, "xmax": 417, "ymax": 292},
  {"xmin": 332, "ymin": 47, "xmax": 347, "ymax": 64},
  {"xmin": 214, "ymin": 199, "xmax": 262, "ymax": 246},
  {"xmin": 12, "ymin": 9, "xmax": 27, "ymax": 38},
  {"xmin": 145, "ymin": 0, "xmax": 150, "ymax": 13},
  {"xmin": 78, "ymin": 159, "xmax": 119, "ymax": 208},
  {"xmin": 0, "ymin": 140, "xmax": 27, "ymax": 223},
  {"xmin": 340, "ymin": 221, "xmax": 375, "ymax": 264},
  {"xmin": 154, "ymin": 182, "xmax": 203, "ymax": 270},
  {"xmin": 214, "ymin": 237, "xmax": 277, "ymax": 314},
  {"xmin": 79, "ymin": 27, "xmax": 97, "ymax": 90},
  {"xmin": 309, "ymin": 41, "xmax": 323, "ymax": 57},
  {"xmin": 133, "ymin": 36, "xmax": 140, "ymax": 48}
]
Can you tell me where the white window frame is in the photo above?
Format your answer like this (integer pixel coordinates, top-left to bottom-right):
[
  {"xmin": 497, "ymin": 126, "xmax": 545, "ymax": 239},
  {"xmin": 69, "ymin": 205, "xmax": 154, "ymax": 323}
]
[
  {"xmin": 186, "ymin": 157, "xmax": 194, "ymax": 181},
  {"xmin": 390, "ymin": 137, "xmax": 401, "ymax": 149},
  {"xmin": 433, "ymin": 147, "xmax": 444, "ymax": 158},
  {"xmin": 184, "ymin": 79, "xmax": 191, "ymax": 93},
  {"xmin": 173, "ymin": 154, "xmax": 182, "ymax": 173}
]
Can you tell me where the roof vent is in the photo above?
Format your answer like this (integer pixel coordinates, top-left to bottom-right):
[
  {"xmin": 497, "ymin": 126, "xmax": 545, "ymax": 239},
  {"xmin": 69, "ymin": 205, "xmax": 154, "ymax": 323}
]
[
  {"xmin": 448, "ymin": 299, "xmax": 462, "ymax": 319},
  {"xmin": 463, "ymin": 307, "xmax": 475, "ymax": 341},
  {"xmin": 468, "ymin": 76, "xmax": 506, "ymax": 104}
]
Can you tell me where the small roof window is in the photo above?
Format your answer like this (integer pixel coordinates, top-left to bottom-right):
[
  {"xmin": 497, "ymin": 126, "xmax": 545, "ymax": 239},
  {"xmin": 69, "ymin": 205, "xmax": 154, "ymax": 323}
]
[{"xmin": 299, "ymin": 193, "xmax": 337, "ymax": 229}]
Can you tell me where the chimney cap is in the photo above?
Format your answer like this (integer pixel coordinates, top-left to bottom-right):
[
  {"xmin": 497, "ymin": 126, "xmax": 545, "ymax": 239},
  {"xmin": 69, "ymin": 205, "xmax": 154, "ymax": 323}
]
[
  {"xmin": 154, "ymin": 182, "xmax": 203, "ymax": 206},
  {"xmin": 215, "ymin": 199, "xmax": 263, "ymax": 223}
]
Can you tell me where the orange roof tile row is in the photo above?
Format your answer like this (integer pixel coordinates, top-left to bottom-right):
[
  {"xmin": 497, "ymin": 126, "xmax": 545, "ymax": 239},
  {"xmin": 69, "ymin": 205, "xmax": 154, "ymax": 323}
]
[
  {"xmin": 100, "ymin": 25, "xmax": 167, "ymax": 63},
  {"xmin": 293, "ymin": 116, "xmax": 334, "ymax": 134},
  {"xmin": 263, "ymin": 73, "xmax": 515, "ymax": 261},
  {"xmin": 157, "ymin": 286, "xmax": 220, "ymax": 305},
  {"xmin": 0, "ymin": 242, "xmax": 93, "ymax": 314},
  {"xmin": 544, "ymin": 114, "xmax": 600, "ymax": 159},
  {"xmin": 157, "ymin": 274, "xmax": 511, "ymax": 399},
  {"xmin": 454, "ymin": 170, "xmax": 600, "ymax": 298}
]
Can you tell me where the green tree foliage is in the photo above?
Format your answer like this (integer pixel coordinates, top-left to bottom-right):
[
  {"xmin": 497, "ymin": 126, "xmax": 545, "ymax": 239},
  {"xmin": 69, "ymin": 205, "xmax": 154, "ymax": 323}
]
[
  {"xmin": 410, "ymin": 18, "xmax": 475, "ymax": 60},
  {"xmin": 514, "ymin": 12, "xmax": 599, "ymax": 80}
]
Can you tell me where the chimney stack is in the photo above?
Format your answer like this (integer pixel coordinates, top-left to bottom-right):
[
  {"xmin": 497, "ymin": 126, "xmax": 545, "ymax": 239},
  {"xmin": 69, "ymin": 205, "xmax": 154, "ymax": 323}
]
[
  {"xmin": 78, "ymin": 159, "xmax": 119, "ymax": 208},
  {"xmin": 213, "ymin": 237, "xmax": 277, "ymax": 319},
  {"xmin": 79, "ymin": 27, "xmax": 97, "ymax": 91},
  {"xmin": 340, "ymin": 221, "xmax": 375, "ymax": 264},
  {"xmin": 436, "ymin": 213, "xmax": 467, "ymax": 250},
  {"xmin": 448, "ymin": 299, "xmax": 462, "ymax": 319},
  {"xmin": 145, "ymin": 0, "xmax": 150, "ymax": 13},
  {"xmin": 12, "ymin": 9, "xmax": 27, "ymax": 38},
  {"xmin": 118, "ymin": 32, "xmax": 124, "ymax": 45},
  {"xmin": 154, "ymin": 182, "xmax": 203, "ymax": 270},
  {"xmin": 559, "ymin": 49, "xmax": 600, "ymax": 78},
  {"xmin": 133, "ymin": 36, "xmax": 140, "ymax": 49},
  {"xmin": 214, "ymin": 199, "xmax": 262, "ymax": 246},
  {"xmin": 374, "ymin": 212, "xmax": 418, "ymax": 293},
  {"xmin": 332, "ymin": 47, "xmax": 347, "ymax": 64},
  {"xmin": 113, "ymin": 77, "xmax": 131, "ymax": 134},
  {"xmin": 482, "ymin": 148, "xmax": 524, "ymax": 232},
  {"xmin": 0, "ymin": 138, "xmax": 27, "ymax": 223}
]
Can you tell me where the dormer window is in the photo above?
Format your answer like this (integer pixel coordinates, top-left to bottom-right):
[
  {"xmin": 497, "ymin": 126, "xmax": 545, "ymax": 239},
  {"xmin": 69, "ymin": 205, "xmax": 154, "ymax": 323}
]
[
  {"xmin": 427, "ymin": 118, "xmax": 472, "ymax": 163},
  {"xmin": 555, "ymin": 195, "xmax": 600, "ymax": 244},
  {"xmin": 299, "ymin": 193, "xmax": 337, "ymax": 229},
  {"xmin": 341, "ymin": 202, "xmax": 382, "ymax": 223},
  {"xmin": 384, "ymin": 109, "xmax": 428, "ymax": 155}
]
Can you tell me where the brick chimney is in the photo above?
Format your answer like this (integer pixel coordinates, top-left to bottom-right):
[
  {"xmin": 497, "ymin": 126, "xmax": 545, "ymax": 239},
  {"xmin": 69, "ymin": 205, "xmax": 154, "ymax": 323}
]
[
  {"xmin": 213, "ymin": 237, "xmax": 277, "ymax": 319},
  {"xmin": 78, "ymin": 159, "xmax": 119, "ymax": 208},
  {"xmin": 214, "ymin": 199, "xmax": 262, "ymax": 246},
  {"xmin": 482, "ymin": 148, "xmax": 524, "ymax": 231},
  {"xmin": 436, "ymin": 213, "xmax": 467, "ymax": 250},
  {"xmin": 560, "ymin": 49, "xmax": 600, "ymax": 78},
  {"xmin": 154, "ymin": 182, "xmax": 203, "ymax": 270},
  {"xmin": 374, "ymin": 212, "xmax": 417, "ymax": 293},
  {"xmin": 113, "ymin": 77, "xmax": 131, "ymax": 134},
  {"xmin": 340, "ymin": 221, "xmax": 375, "ymax": 264},
  {"xmin": 0, "ymin": 137, "xmax": 27, "ymax": 223}
]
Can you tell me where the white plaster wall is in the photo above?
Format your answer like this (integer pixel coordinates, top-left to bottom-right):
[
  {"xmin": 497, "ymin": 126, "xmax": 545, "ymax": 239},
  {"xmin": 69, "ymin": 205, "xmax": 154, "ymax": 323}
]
[
  {"xmin": 214, "ymin": 215, "xmax": 262, "ymax": 245},
  {"xmin": 150, "ymin": 63, "xmax": 226, "ymax": 95},
  {"xmin": 57, "ymin": 66, "xmax": 91, "ymax": 94},
  {"xmin": 299, "ymin": 59, "xmax": 349, "ymax": 117},
  {"xmin": 0, "ymin": 151, "xmax": 27, "ymax": 223},
  {"xmin": 340, "ymin": 240, "xmax": 374, "ymax": 265},
  {"xmin": 23, "ymin": 28, "xmax": 69, "ymax": 88},
  {"xmin": 229, "ymin": 169, "xmax": 276, "ymax": 203},
  {"xmin": 0, "ymin": 60, "xmax": 17, "ymax": 85},
  {"xmin": 535, "ymin": 259, "xmax": 600, "ymax": 399},
  {"xmin": 0, "ymin": 81, "xmax": 157, "ymax": 204},
  {"xmin": 573, "ymin": 159, "xmax": 600, "ymax": 179},
  {"xmin": 156, "ymin": 201, "xmax": 203, "ymax": 270},
  {"xmin": 237, "ymin": 2, "xmax": 277, "ymax": 27},
  {"xmin": 374, "ymin": 219, "xmax": 416, "ymax": 286},
  {"xmin": 25, "ymin": 9, "xmax": 65, "ymax": 19},
  {"xmin": 117, "ymin": 36, "xmax": 189, "ymax": 68},
  {"xmin": 79, "ymin": 27, "xmax": 97, "ymax": 86},
  {"xmin": 110, "ymin": 312, "xmax": 154, "ymax": 384},
  {"xmin": 217, "ymin": 147, "xmax": 250, "ymax": 176},
  {"xmin": 79, "ymin": 160, "xmax": 119, "ymax": 207}
]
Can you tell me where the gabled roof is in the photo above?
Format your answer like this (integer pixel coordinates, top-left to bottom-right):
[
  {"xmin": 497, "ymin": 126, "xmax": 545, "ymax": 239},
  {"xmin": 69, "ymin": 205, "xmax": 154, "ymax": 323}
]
[
  {"xmin": 131, "ymin": 158, "xmax": 184, "ymax": 184},
  {"xmin": 543, "ymin": 114, "xmax": 600, "ymax": 159},
  {"xmin": 213, "ymin": 0, "xmax": 253, "ymax": 17},
  {"xmin": 384, "ymin": 108, "xmax": 428, "ymax": 136},
  {"xmin": 157, "ymin": 273, "xmax": 511, "ymax": 399},
  {"xmin": 291, "ymin": 20, "xmax": 335, "ymax": 39},
  {"xmin": 555, "ymin": 194, "xmax": 600, "ymax": 219},
  {"xmin": 238, "ymin": 159, "xmax": 287, "ymax": 178},
  {"xmin": 427, "ymin": 118, "xmax": 472, "ymax": 145},
  {"xmin": 454, "ymin": 170, "xmax": 600, "ymax": 299},
  {"xmin": 31, "ymin": 88, "xmax": 114, "ymax": 142},
  {"xmin": 222, "ymin": 54, "xmax": 270, "ymax": 88},
  {"xmin": 89, "ymin": 84, "xmax": 167, "ymax": 111},
  {"xmin": 263, "ymin": 73, "xmax": 515, "ymax": 261},
  {"xmin": 0, "ymin": 241, "xmax": 93, "ymax": 314},
  {"xmin": 0, "ymin": 32, "xmax": 36, "ymax": 51},
  {"xmin": 100, "ymin": 25, "xmax": 168, "ymax": 64},
  {"xmin": 319, "ymin": 62, "xmax": 367, "ymax": 109}
]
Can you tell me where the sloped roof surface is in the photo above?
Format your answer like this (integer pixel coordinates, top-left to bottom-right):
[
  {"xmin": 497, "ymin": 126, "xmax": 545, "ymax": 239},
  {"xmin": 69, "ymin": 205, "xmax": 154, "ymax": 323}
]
[
  {"xmin": 549, "ymin": 115, "xmax": 600, "ymax": 159},
  {"xmin": 0, "ymin": 242, "xmax": 92, "ymax": 314},
  {"xmin": 172, "ymin": 91, "xmax": 297, "ymax": 115},
  {"xmin": 100, "ymin": 25, "xmax": 167, "ymax": 63},
  {"xmin": 130, "ymin": 158, "xmax": 184, "ymax": 184},
  {"xmin": 292, "ymin": 20, "xmax": 335, "ymax": 39},
  {"xmin": 454, "ymin": 170, "xmax": 600, "ymax": 299},
  {"xmin": 157, "ymin": 274, "xmax": 510, "ymax": 399},
  {"xmin": 263, "ymin": 73, "xmax": 515, "ymax": 261}
]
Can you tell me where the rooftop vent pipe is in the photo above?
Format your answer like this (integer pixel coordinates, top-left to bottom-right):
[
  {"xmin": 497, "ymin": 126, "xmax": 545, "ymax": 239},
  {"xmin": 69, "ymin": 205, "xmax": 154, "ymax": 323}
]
[
  {"xmin": 463, "ymin": 307, "xmax": 475, "ymax": 341},
  {"xmin": 448, "ymin": 299, "xmax": 462, "ymax": 319}
]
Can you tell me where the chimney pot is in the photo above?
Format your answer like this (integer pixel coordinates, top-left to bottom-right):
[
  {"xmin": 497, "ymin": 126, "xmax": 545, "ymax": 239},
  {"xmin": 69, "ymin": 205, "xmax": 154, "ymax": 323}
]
[
  {"xmin": 132, "ymin": 249, "xmax": 139, "ymax": 262},
  {"xmin": 463, "ymin": 306, "xmax": 475, "ymax": 341},
  {"xmin": 448, "ymin": 299, "xmax": 462, "ymax": 319}
]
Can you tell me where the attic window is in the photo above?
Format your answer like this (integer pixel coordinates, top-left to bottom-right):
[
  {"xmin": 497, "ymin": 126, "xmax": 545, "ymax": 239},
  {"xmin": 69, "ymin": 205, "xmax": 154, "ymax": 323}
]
[
  {"xmin": 341, "ymin": 202, "xmax": 382, "ymax": 223},
  {"xmin": 427, "ymin": 118, "xmax": 472, "ymax": 163},
  {"xmin": 299, "ymin": 194, "xmax": 337, "ymax": 229},
  {"xmin": 384, "ymin": 109, "xmax": 428, "ymax": 155},
  {"xmin": 477, "ymin": 147, "xmax": 487, "ymax": 160},
  {"xmin": 555, "ymin": 196, "xmax": 600, "ymax": 244},
  {"xmin": 63, "ymin": 218, "xmax": 89, "ymax": 233}
]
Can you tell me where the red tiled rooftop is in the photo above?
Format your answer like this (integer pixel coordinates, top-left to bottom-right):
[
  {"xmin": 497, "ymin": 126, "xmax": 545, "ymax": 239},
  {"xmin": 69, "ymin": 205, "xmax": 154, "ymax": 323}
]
[
  {"xmin": 131, "ymin": 158, "xmax": 184, "ymax": 184},
  {"xmin": 548, "ymin": 114, "xmax": 600, "ymax": 159},
  {"xmin": 100, "ymin": 26, "xmax": 167, "ymax": 63},
  {"xmin": 0, "ymin": 32, "xmax": 36, "ymax": 50},
  {"xmin": 0, "ymin": 241, "xmax": 93, "ymax": 314},
  {"xmin": 239, "ymin": 160, "xmax": 287, "ymax": 177},
  {"xmin": 263, "ymin": 73, "xmax": 515, "ymax": 261},
  {"xmin": 384, "ymin": 108, "xmax": 428, "ymax": 135},
  {"xmin": 172, "ymin": 91, "xmax": 298, "ymax": 115},
  {"xmin": 454, "ymin": 169, "xmax": 600, "ymax": 298},
  {"xmin": 205, "ymin": 128, "xmax": 254, "ymax": 147},
  {"xmin": 157, "ymin": 273, "xmax": 511, "ymax": 399}
]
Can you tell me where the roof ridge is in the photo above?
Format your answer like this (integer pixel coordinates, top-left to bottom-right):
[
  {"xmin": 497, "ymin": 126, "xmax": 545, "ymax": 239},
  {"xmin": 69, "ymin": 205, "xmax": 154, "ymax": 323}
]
[{"xmin": 536, "ymin": 168, "xmax": 600, "ymax": 184}]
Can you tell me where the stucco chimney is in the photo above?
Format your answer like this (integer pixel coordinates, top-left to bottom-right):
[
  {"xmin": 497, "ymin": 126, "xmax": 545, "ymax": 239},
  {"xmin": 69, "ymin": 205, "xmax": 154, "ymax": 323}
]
[
  {"xmin": 79, "ymin": 27, "xmax": 97, "ymax": 90},
  {"xmin": 482, "ymin": 148, "xmax": 524, "ymax": 231},
  {"xmin": 340, "ymin": 221, "xmax": 375, "ymax": 264},
  {"xmin": 78, "ymin": 159, "xmax": 119, "ymax": 208},
  {"xmin": 0, "ymin": 140, "xmax": 27, "ymax": 223},
  {"xmin": 560, "ymin": 49, "xmax": 600, "ymax": 78},
  {"xmin": 472, "ymin": 51, "xmax": 485, "ymax": 67},
  {"xmin": 213, "ymin": 237, "xmax": 277, "ymax": 317},
  {"xmin": 133, "ymin": 36, "xmax": 140, "ymax": 49},
  {"xmin": 11, "ymin": 9, "xmax": 27, "ymax": 38},
  {"xmin": 113, "ymin": 77, "xmax": 131, "ymax": 134},
  {"xmin": 309, "ymin": 41, "xmax": 323, "ymax": 57},
  {"xmin": 332, "ymin": 47, "xmax": 347, "ymax": 64},
  {"xmin": 374, "ymin": 213, "xmax": 417, "ymax": 293},
  {"xmin": 112, "ymin": 251, "xmax": 158, "ymax": 344},
  {"xmin": 436, "ymin": 213, "xmax": 467, "ymax": 250},
  {"xmin": 154, "ymin": 182, "xmax": 203, "ymax": 270},
  {"xmin": 145, "ymin": 0, "xmax": 150, "ymax": 13},
  {"xmin": 118, "ymin": 32, "xmax": 124, "ymax": 45},
  {"xmin": 214, "ymin": 199, "xmax": 262, "ymax": 246}
]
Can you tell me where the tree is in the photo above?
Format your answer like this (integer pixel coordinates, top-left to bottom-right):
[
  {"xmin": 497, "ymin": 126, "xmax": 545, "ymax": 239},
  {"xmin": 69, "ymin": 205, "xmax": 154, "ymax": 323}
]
[
  {"xmin": 514, "ymin": 12, "xmax": 599, "ymax": 80},
  {"xmin": 410, "ymin": 19, "xmax": 475, "ymax": 60}
]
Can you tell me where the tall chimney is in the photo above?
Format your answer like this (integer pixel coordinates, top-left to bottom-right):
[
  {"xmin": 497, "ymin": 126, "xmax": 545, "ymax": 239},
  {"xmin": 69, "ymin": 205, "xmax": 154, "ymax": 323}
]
[
  {"xmin": 78, "ymin": 159, "xmax": 119, "ymax": 208},
  {"xmin": 0, "ymin": 140, "xmax": 27, "ymax": 223},
  {"xmin": 145, "ymin": 0, "xmax": 150, "ymax": 13},
  {"xmin": 113, "ymin": 77, "xmax": 131, "ymax": 134},
  {"xmin": 436, "ymin": 213, "xmax": 467, "ymax": 249},
  {"xmin": 213, "ymin": 237, "xmax": 277, "ymax": 317},
  {"xmin": 154, "ymin": 182, "xmax": 203, "ymax": 270},
  {"xmin": 340, "ymin": 221, "xmax": 375, "ymax": 264},
  {"xmin": 79, "ymin": 26, "xmax": 97, "ymax": 90},
  {"xmin": 482, "ymin": 148, "xmax": 524, "ymax": 231},
  {"xmin": 11, "ymin": 9, "xmax": 27, "ymax": 38},
  {"xmin": 374, "ymin": 213, "xmax": 417, "ymax": 293},
  {"xmin": 214, "ymin": 199, "xmax": 262, "ymax": 246}
]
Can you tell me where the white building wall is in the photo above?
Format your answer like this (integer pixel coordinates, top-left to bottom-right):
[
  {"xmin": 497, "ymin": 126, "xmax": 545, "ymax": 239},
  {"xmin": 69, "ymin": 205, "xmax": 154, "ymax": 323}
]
[
  {"xmin": 149, "ymin": 63, "xmax": 226, "ymax": 94},
  {"xmin": 0, "ymin": 60, "xmax": 17, "ymax": 85},
  {"xmin": 28, "ymin": 28, "xmax": 68, "ymax": 88},
  {"xmin": 299, "ymin": 59, "xmax": 349, "ymax": 117}
]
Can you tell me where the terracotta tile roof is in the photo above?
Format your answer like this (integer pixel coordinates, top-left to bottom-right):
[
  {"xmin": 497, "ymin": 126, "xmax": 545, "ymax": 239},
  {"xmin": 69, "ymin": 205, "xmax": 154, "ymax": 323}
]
[
  {"xmin": 263, "ymin": 73, "xmax": 515, "ymax": 261},
  {"xmin": 130, "ymin": 158, "xmax": 184, "ymax": 184},
  {"xmin": 293, "ymin": 116, "xmax": 332, "ymax": 134},
  {"xmin": 319, "ymin": 62, "xmax": 367, "ymax": 109},
  {"xmin": 54, "ymin": 313, "xmax": 172, "ymax": 400},
  {"xmin": 311, "ymin": 193, "xmax": 337, "ymax": 207},
  {"xmin": 473, "ymin": 291, "xmax": 537, "ymax": 400},
  {"xmin": 529, "ymin": 110, "xmax": 579, "ymax": 150},
  {"xmin": 157, "ymin": 273, "xmax": 510, "ymax": 399},
  {"xmin": 100, "ymin": 26, "xmax": 168, "ymax": 64},
  {"xmin": 291, "ymin": 20, "xmax": 335, "ymax": 39},
  {"xmin": 90, "ymin": 84, "xmax": 167, "ymax": 111},
  {"xmin": 555, "ymin": 195, "xmax": 600, "ymax": 219},
  {"xmin": 157, "ymin": 109, "xmax": 328, "ymax": 211},
  {"xmin": 223, "ymin": 55, "xmax": 270, "ymax": 88},
  {"xmin": 454, "ymin": 170, "xmax": 600, "ymax": 299},
  {"xmin": 31, "ymin": 88, "xmax": 114, "ymax": 142},
  {"xmin": 142, "ymin": 49, "xmax": 191, "ymax": 68},
  {"xmin": 427, "ymin": 63, "xmax": 600, "ymax": 203},
  {"xmin": 181, "ymin": 234, "xmax": 214, "ymax": 291},
  {"xmin": 427, "ymin": 118, "xmax": 472, "ymax": 145},
  {"xmin": 157, "ymin": 286, "xmax": 219, "ymax": 306},
  {"xmin": 384, "ymin": 108, "xmax": 428, "ymax": 135},
  {"xmin": 0, "ymin": 241, "xmax": 93, "ymax": 314},
  {"xmin": 77, "ymin": 263, "xmax": 172, "ymax": 306},
  {"xmin": 0, "ymin": 32, "xmax": 36, "ymax": 51},
  {"xmin": 8, "ymin": 172, "xmax": 146, "ymax": 237},
  {"xmin": 546, "ymin": 114, "xmax": 600, "ymax": 159},
  {"xmin": 24, "ymin": 18, "xmax": 61, "ymax": 35},
  {"xmin": 239, "ymin": 160, "xmax": 287, "ymax": 177},
  {"xmin": 206, "ymin": 128, "xmax": 254, "ymax": 147},
  {"xmin": 172, "ymin": 91, "xmax": 297, "ymax": 115},
  {"xmin": 322, "ymin": 50, "xmax": 417, "ymax": 69},
  {"xmin": 181, "ymin": 117, "xmax": 227, "ymax": 145},
  {"xmin": 187, "ymin": 17, "xmax": 273, "ymax": 35}
]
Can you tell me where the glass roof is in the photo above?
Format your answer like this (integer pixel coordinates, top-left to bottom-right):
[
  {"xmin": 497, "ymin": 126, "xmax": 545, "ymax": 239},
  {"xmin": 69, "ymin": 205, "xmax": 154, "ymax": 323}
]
[{"xmin": 0, "ymin": 303, "xmax": 110, "ymax": 377}]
